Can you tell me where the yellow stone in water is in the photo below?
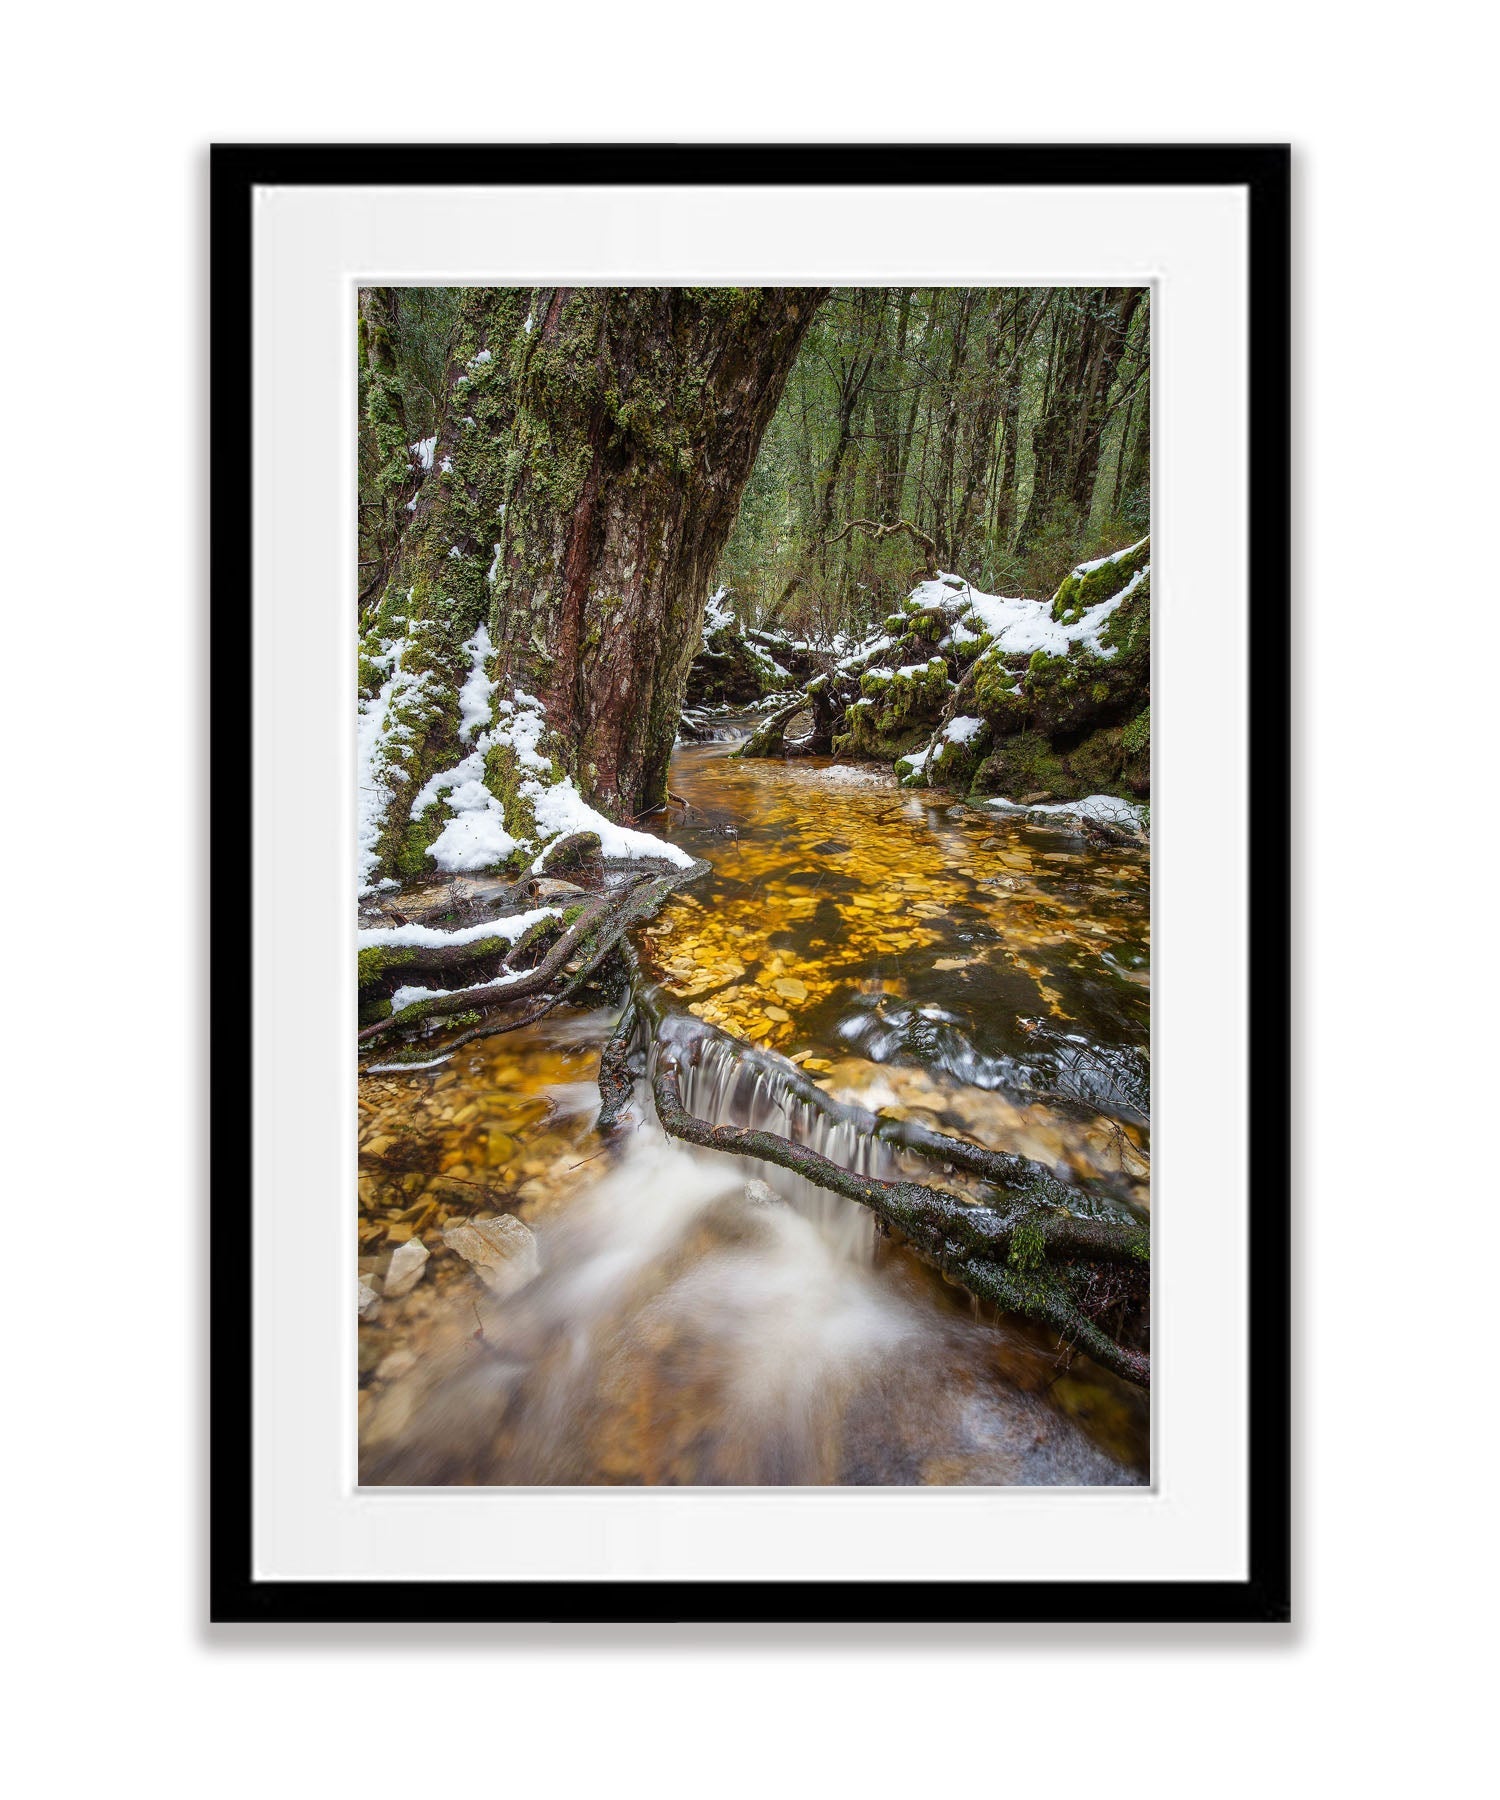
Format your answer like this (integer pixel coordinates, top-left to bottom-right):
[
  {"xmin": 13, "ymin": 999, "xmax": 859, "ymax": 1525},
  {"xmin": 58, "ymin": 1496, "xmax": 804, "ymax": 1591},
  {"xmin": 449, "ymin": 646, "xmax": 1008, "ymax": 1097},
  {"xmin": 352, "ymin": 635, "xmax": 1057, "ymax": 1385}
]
[
  {"xmin": 747, "ymin": 1019, "xmax": 773, "ymax": 1041},
  {"xmin": 772, "ymin": 977, "xmax": 808, "ymax": 1001},
  {"xmin": 802, "ymin": 1057, "xmax": 833, "ymax": 1073},
  {"xmin": 764, "ymin": 1004, "xmax": 789, "ymax": 1022}
]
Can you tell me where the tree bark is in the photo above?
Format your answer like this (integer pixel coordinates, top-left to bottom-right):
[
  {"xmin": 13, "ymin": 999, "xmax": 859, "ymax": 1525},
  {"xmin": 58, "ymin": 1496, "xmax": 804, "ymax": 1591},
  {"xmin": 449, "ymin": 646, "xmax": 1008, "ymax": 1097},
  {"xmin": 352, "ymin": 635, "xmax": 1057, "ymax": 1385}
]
[{"xmin": 359, "ymin": 286, "xmax": 826, "ymax": 885}]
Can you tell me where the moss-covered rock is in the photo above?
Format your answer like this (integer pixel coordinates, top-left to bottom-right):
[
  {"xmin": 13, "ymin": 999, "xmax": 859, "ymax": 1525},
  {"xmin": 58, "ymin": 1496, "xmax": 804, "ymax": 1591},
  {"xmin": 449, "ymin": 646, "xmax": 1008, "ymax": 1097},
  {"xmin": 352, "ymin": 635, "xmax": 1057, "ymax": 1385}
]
[
  {"xmin": 834, "ymin": 656, "xmax": 953, "ymax": 759},
  {"xmin": 959, "ymin": 546, "xmax": 1150, "ymax": 803},
  {"xmin": 685, "ymin": 614, "xmax": 791, "ymax": 707},
  {"xmin": 1050, "ymin": 536, "xmax": 1150, "ymax": 625}
]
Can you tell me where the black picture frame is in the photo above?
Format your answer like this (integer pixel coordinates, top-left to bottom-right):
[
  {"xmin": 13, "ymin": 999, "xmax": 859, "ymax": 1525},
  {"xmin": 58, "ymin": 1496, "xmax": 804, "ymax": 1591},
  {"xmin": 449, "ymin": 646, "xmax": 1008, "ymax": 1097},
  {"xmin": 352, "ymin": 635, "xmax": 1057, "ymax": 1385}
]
[{"xmin": 210, "ymin": 142, "xmax": 1290, "ymax": 1626}]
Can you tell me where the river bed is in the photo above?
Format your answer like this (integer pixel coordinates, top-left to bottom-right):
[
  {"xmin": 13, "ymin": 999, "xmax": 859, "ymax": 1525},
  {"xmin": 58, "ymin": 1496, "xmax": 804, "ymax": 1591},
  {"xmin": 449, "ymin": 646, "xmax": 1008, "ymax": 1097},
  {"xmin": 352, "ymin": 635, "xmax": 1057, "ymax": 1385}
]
[{"xmin": 358, "ymin": 734, "xmax": 1151, "ymax": 1485}]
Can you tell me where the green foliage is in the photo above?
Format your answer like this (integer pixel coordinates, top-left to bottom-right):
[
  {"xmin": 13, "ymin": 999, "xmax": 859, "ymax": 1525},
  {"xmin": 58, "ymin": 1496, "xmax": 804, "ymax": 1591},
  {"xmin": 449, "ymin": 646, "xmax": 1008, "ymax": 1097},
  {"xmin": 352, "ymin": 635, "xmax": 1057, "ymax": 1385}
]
[
  {"xmin": 715, "ymin": 286, "xmax": 1150, "ymax": 645},
  {"xmin": 1123, "ymin": 706, "xmax": 1151, "ymax": 757}
]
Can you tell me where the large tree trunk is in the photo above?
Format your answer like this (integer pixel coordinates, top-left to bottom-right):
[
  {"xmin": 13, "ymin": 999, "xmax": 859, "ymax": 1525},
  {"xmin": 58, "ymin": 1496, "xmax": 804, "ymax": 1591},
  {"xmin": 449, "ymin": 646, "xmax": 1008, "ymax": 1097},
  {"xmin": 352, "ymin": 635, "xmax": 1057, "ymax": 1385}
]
[{"xmin": 358, "ymin": 286, "xmax": 824, "ymax": 889}]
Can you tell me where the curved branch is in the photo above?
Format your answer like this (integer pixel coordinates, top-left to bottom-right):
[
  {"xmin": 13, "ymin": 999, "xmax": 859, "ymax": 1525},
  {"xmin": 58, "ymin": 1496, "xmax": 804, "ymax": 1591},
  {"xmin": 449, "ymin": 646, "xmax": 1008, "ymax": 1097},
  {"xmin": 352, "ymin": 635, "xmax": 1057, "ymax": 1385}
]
[{"xmin": 823, "ymin": 516, "xmax": 938, "ymax": 575}]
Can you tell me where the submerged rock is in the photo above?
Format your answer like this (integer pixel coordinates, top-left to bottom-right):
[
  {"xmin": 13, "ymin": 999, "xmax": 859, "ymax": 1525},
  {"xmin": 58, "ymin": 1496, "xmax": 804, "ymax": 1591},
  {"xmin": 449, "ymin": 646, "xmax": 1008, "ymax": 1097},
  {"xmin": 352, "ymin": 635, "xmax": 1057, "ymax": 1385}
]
[
  {"xmin": 375, "ymin": 1346, "xmax": 418, "ymax": 1382},
  {"xmin": 442, "ymin": 1214, "xmax": 540, "ymax": 1298},
  {"xmin": 382, "ymin": 1239, "xmax": 430, "ymax": 1299}
]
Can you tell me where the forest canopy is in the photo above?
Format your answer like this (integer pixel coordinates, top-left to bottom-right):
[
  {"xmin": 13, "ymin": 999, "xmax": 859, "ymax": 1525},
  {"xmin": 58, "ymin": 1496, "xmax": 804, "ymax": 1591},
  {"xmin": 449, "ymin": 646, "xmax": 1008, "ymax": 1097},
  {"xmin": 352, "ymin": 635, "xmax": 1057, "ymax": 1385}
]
[{"xmin": 358, "ymin": 285, "xmax": 1149, "ymax": 641}]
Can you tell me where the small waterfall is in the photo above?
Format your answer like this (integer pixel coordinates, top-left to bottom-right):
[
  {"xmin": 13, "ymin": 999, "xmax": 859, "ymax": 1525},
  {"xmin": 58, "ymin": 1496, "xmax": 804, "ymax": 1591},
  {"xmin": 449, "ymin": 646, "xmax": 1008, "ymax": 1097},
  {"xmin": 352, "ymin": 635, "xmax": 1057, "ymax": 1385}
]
[{"xmin": 669, "ymin": 1032, "xmax": 895, "ymax": 1262}]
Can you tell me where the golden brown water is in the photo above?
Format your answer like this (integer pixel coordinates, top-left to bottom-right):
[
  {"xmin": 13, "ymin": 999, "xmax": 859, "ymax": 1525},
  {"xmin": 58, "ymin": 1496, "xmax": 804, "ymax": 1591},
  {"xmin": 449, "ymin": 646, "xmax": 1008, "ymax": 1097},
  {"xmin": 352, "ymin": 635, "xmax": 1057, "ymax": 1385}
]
[{"xmin": 358, "ymin": 736, "xmax": 1150, "ymax": 1485}]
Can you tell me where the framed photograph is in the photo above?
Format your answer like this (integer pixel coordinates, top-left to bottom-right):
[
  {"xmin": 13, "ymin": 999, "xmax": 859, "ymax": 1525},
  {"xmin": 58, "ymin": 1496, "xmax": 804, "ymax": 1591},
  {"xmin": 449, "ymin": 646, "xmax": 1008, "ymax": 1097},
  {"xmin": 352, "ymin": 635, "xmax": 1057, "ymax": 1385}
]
[{"xmin": 212, "ymin": 143, "xmax": 1289, "ymax": 1623}]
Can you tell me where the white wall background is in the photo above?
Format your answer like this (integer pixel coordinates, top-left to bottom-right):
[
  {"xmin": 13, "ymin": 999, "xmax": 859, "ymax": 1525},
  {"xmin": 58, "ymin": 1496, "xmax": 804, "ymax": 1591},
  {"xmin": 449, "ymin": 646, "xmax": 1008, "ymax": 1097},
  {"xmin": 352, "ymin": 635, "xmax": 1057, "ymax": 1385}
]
[{"xmin": 4, "ymin": 4, "xmax": 1492, "ymax": 1795}]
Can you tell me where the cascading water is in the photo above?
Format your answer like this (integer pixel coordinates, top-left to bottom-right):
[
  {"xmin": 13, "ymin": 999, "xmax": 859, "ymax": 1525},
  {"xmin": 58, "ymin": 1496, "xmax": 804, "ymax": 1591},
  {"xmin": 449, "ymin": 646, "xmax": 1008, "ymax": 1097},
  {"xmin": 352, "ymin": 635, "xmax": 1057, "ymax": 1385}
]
[{"xmin": 670, "ymin": 1030, "xmax": 887, "ymax": 1263}]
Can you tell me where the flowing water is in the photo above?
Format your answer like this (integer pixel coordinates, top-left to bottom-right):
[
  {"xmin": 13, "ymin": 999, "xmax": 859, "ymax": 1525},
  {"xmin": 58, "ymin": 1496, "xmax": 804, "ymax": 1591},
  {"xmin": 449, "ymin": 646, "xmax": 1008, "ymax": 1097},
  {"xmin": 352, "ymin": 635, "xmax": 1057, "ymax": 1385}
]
[{"xmin": 358, "ymin": 733, "xmax": 1150, "ymax": 1485}]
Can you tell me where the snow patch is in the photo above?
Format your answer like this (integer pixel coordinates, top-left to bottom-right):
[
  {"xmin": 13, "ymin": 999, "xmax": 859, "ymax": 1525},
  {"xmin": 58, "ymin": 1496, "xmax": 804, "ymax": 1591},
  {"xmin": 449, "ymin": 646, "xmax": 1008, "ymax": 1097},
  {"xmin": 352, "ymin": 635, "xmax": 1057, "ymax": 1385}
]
[
  {"xmin": 528, "ymin": 777, "xmax": 693, "ymax": 869},
  {"xmin": 365, "ymin": 1055, "xmax": 453, "ymax": 1075},
  {"xmin": 409, "ymin": 686, "xmax": 693, "ymax": 877},
  {"xmin": 456, "ymin": 624, "xmax": 497, "ymax": 743},
  {"xmin": 390, "ymin": 969, "xmax": 527, "ymax": 1013},
  {"xmin": 984, "ymin": 793, "xmax": 1146, "ymax": 830},
  {"xmin": 409, "ymin": 436, "xmax": 437, "ymax": 472},
  {"xmin": 702, "ymin": 585, "xmax": 734, "ymax": 642},
  {"xmin": 907, "ymin": 554, "xmax": 1147, "ymax": 663},
  {"xmin": 358, "ymin": 906, "xmax": 560, "ymax": 953}
]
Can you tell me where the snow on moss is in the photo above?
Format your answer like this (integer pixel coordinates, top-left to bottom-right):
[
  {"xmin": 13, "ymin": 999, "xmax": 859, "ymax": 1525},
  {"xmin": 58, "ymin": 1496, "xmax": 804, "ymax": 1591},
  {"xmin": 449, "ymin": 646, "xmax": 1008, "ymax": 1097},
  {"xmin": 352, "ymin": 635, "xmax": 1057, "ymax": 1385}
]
[
  {"xmin": 701, "ymin": 584, "xmax": 734, "ymax": 643},
  {"xmin": 907, "ymin": 553, "xmax": 1147, "ymax": 663},
  {"xmin": 1070, "ymin": 536, "xmax": 1149, "ymax": 578},
  {"xmin": 357, "ymin": 905, "xmax": 560, "ymax": 952},
  {"xmin": 426, "ymin": 780, "xmax": 521, "ymax": 871},
  {"xmin": 528, "ymin": 777, "xmax": 693, "ymax": 869},
  {"xmin": 456, "ymin": 624, "xmax": 497, "ymax": 742},
  {"xmin": 411, "ymin": 685, "xmax": 693, "ymax": 877},
  {"xmin": 357, "ymin": 636, "xmax": 441, "ymax": 892}
]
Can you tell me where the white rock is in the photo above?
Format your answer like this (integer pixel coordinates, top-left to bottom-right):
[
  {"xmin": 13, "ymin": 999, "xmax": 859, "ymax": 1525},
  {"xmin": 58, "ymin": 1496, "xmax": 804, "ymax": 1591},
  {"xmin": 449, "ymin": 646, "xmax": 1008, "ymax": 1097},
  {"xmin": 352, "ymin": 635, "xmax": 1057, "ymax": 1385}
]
[
  {"xmin": 442, "ymin": 1214, "xmax": 539, "ymax": 1298},
  {"xmin": 744, "ymin": 1179, "xmax": 780, "ymax": 1207},
  {"xmin": 357, "ymin": 1274, "xmax": 381, "ymax": 1319},
  {"xmin": 382, "ymin": 1238, "xmax": 430, "ymax": 1299}
]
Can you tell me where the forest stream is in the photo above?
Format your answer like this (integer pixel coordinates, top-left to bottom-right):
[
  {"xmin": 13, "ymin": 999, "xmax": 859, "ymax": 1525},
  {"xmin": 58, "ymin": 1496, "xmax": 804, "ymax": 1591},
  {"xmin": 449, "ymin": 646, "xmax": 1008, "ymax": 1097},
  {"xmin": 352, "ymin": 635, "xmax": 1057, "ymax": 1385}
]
[
  {"xmin": 358, "ymin": 728, "xmax": 1150, "ymax": 1486},
  {"xmin": 356, "ymin": 720, "xmax": 1152, "ymax": 1490}
]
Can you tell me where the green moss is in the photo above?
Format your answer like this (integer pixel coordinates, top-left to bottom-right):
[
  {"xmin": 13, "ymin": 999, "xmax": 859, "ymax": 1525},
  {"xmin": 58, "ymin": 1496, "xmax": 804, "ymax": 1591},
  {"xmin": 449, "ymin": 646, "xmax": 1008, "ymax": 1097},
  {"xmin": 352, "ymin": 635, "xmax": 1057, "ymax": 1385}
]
[
  {"xmin": 971, "ymin": 647, "xmax": 1029, "ymax": 722},
  {"xmin": 1007, "ymin": 1211, "xmax": 1048, "ymax": 1275},
  {"xmin": 1050, "ymin": 537, "xmax": 1150, "ymax": 624},
  {"xmin": 357, "ymin": 946, "xmax": 392, "ymax": 988},
  {"xmin": 839, "ymin": 656, "xmax": 952, "ymax": 759}
]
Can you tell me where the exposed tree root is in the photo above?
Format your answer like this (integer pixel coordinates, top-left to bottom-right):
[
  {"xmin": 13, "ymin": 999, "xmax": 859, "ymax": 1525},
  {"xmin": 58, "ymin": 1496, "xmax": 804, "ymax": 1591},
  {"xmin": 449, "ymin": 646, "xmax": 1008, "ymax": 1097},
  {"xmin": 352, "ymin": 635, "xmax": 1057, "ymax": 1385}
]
[
  {"xmin": 596, "ymin": 996, "xmax": 638, "ymax": 1131},
  {"xmin": 612, "ymin": 950, "xmax": 1150, "ymax": 1387},
  {"xmin": 357, "ymin": 853, "xmax": 710, "ymax": 1064},
  {"xmin": 734, "ymin": 675, "xmax": 845, "ymax": 759}
]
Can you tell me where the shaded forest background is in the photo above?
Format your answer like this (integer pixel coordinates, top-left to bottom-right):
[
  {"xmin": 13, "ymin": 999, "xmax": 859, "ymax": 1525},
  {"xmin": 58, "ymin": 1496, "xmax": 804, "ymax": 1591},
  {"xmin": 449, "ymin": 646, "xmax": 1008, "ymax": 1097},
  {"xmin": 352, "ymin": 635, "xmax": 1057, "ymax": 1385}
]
[{"xmin": 358, "ymin": 285, "xmax": 1149, "ymax": 637}]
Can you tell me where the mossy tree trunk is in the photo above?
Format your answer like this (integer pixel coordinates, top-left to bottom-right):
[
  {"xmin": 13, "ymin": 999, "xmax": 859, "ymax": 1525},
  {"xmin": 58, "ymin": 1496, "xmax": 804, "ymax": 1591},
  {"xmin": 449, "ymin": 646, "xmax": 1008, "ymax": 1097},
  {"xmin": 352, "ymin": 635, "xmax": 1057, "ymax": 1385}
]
[{"xmin": 359, "ymin": 286, "xmax": 825, "ymax": 885}]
